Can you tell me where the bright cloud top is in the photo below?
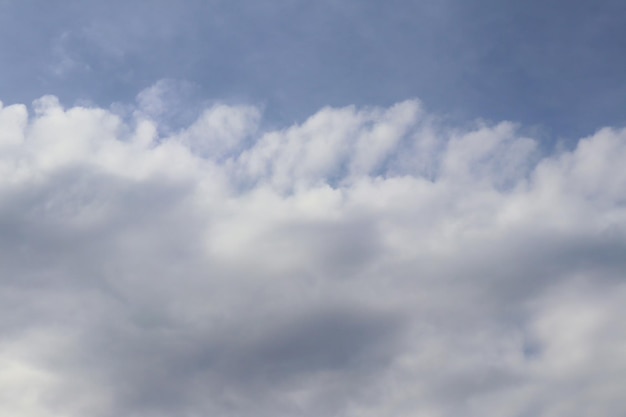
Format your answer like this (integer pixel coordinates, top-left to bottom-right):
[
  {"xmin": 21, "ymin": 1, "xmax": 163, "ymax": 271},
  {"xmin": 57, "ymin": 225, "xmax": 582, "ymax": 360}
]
[{"xmin": 0, "ymin": 89, "xmax": 625, "ymax": 417}]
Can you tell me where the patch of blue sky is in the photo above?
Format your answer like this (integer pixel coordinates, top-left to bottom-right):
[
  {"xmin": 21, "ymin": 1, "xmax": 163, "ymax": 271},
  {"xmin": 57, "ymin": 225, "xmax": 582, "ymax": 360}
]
[{"xmin": 0, "ymin": 0, "xmax": 624, "ymax": 140}]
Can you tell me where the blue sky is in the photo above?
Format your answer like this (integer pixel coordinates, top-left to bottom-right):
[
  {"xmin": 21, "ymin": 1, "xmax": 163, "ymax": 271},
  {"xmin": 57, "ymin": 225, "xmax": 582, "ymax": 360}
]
[
  {"xmin": 1, "ymin": 2, "xmax": 626, "ymax": 417},
  {"xmin": 1, "ymin": 0, "xmax": 625, "ymax": 138}
]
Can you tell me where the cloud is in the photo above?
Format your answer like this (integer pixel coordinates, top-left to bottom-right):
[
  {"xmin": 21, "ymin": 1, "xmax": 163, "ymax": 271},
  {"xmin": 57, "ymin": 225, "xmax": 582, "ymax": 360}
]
[{"xmin": 0, "ymin": 90, "xmax": 625, "ymax": 417}]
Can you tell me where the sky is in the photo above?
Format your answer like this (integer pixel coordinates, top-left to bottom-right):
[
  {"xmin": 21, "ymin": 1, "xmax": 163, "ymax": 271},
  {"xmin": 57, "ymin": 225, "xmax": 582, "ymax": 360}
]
[
  {"xmin": 1, "ymin": 0, "xmax": 626, "ymax": 137},
  {"xmin": 0, "ymin": 1, "xmax": 625, "ymax": 416}
]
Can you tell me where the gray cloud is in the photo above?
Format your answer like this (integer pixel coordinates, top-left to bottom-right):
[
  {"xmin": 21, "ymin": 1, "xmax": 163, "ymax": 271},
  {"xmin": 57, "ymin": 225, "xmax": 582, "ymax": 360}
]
[{"xmin": 0, "ymin": 92, "xmax": 625, "ymax": 416}]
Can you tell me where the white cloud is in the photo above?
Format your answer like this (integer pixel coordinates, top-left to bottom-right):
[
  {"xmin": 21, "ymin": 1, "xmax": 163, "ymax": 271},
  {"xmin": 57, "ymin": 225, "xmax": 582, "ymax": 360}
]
[{"xmin": 0, "ymin": 89, "xmax": 625, "ymax": 417}]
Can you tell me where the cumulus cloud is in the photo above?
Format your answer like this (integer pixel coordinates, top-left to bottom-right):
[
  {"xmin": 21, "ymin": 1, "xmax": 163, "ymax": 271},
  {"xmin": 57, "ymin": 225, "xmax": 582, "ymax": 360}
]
[{"xmin": 0, "ymin": 90, "xmax": 625, "ymax": 417}]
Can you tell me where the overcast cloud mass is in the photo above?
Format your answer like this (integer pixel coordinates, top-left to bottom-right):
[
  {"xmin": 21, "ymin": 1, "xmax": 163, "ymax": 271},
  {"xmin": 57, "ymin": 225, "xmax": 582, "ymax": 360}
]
[
  {"xmin": 1, "ymin": 1, "xmax": 626, "ymax": 416},
  {"xmin": 0, "ymin": 90, "xmax": 624, "ymax": 416}
]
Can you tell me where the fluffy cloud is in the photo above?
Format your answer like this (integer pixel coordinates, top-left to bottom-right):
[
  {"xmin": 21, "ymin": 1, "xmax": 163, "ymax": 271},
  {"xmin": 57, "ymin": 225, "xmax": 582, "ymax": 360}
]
[{"xmin": 0, "ymin": 91, "xmax": 625, "ymax": 417}]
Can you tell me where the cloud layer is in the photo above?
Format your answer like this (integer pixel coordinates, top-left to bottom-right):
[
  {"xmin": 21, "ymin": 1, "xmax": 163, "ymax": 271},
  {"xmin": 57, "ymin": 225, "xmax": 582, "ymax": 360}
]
[{"xmin": 1, "ymin": 91, "xmax": 625, "ymax": 417}]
